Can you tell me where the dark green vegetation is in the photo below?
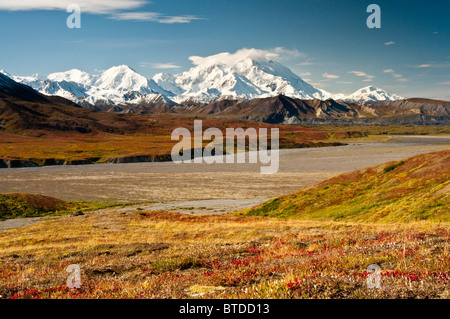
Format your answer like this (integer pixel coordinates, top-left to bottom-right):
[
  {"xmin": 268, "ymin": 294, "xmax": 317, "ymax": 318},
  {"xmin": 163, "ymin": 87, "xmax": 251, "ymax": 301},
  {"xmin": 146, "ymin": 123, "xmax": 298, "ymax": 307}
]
[{"xmin": 0, "ymin": 193, "xmax": 124, "ymax": 220}]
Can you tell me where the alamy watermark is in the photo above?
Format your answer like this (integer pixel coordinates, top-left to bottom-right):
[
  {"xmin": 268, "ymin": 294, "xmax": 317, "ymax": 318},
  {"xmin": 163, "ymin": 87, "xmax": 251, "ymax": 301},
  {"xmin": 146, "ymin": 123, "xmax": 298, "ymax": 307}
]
[
  {"xmin": 66, "ymin": 264, "xmax": 81, "ymax": 289},
  {"xmin": 66, "ymin": 4, "xmax": 81, "ymax": 29},
  {"xmin": 366, "ymin": 4, "xmax": 381, "ymax": 29},
  {"xmin": 366, "ymin": 264, "xmax": 382, "ymax": 289},
  {"xmin": 171, "ymin": 120, "xmax": 279, "ymax": 174}
]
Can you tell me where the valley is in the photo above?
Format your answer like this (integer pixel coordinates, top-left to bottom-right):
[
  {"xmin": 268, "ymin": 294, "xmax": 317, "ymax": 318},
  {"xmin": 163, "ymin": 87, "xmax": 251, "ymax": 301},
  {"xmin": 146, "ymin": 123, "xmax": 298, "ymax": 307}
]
[
  {"xmin": 0, "ymin": 138, "xmax": 449, "ymax": 299},
  {"xmin": 1, "ymin": 0, "xmax": 449, "ymax": 303},
  {"xmin": 0, "ymin": 48, "xmax": 449, "ymax": 301},
  {"xmin": 0, "ymin": 135, "xmax": 448, "ymax": 205}
]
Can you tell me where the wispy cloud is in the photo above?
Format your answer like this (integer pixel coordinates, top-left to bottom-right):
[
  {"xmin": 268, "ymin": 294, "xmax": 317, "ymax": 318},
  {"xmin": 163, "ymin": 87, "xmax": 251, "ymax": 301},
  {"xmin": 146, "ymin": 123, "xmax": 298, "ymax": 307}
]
[
  {"xmin": 296, "ymin": 58, "xmax": 316, "ymax": 66},
  {"xmin": 310, "ymin": 82, "xmax": 329, "ymax": 88},
  {"xmin": 0, "ymin": 0, "xmax": 203, "ymax": 24},
  {"xmin": 140, "ymin": 62, "xmax": 181, "ymax": 69},
  {"xmin": 0, "ymin": 0, "xmax": 145, "ymax": 14},
  {"xmin": 110, "ymin": 12, "xmax": 203, "ymax": 23},
  {"xmin": 383, "ymin": 68, "xmax": 408, "ymax": 82},
  {"xmin": 384, "ymin": 41, "xmax": 395, "ymax": 46},
  {"xmin": 438, "ymin": 81, "xmax": 450, "ymax": 85},
  {"xmin": 348, "ymin": 70, "xmax": 375, "ymax": 81},
  {"xmin": 269, "ymin": 47, "xmax": 304, "ymax": 60},
  {"xmin": 414, "ymin": 64, "xmax": 433, "ymax": 68},
  {"xmin": 298, "ymin": 72, "xmax": 311, "ymax": 77},
  {"xmin": 156, "ymin": 16, "xmax": 203, "ymax": 24},
  {"xmin": 322, "ymin": 72, "xmax": 339, "ymax": 79}
]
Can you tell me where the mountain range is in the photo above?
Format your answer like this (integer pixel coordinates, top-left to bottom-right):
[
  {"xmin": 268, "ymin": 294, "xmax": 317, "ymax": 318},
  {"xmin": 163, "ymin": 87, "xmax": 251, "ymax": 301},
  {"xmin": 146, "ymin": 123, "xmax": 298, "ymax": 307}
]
[
  {"xmin": 1, "ymin": 54, "xmax": 449, "ymax": 126},
  {"xmin": 0, "ymin": 71, "xmax": 158, "ymax": 134},
  {"xmin": 1, "ymin": 55, "xmax": 404, "ymax": 110}
]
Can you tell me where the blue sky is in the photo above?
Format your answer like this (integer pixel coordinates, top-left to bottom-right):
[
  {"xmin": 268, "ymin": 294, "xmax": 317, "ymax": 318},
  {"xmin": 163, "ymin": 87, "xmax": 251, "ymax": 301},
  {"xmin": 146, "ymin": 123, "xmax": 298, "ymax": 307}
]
[{"xmin": 0, "ymin": 0, "xmax": 449, "ymax": 99}]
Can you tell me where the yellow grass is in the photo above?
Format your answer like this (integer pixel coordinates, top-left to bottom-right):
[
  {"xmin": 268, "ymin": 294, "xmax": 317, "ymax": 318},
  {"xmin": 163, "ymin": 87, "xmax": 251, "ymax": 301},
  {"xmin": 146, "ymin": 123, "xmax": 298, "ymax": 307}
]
[{"xmin": 1, "ymin": 210, "xmax": 449, "ymax": 299}]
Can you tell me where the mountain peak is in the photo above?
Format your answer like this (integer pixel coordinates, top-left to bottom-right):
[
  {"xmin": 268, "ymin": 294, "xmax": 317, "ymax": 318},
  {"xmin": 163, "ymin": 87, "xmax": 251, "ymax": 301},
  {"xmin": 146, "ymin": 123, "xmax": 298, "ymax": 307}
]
[
  {"xmin": 343, "ymin": 86, "xmax": 404, "ymax": 102},
  {"xmin": 48, "ymin": 69, "xmax": 91, "ymax": 85},
  {"xmin": 106, "ymin": 65, "xmax": 136, "ymax": 73},
  {"xmin": 93, "ymin": 65, "xmax": 150, "ymax": 93},
  {"xmin": 160, "ymin": 51, "xmax": 329, "ymax": 103},
  {"xmin": 359, "ymin": 86, "xmax": 381, "ymax": 92}
]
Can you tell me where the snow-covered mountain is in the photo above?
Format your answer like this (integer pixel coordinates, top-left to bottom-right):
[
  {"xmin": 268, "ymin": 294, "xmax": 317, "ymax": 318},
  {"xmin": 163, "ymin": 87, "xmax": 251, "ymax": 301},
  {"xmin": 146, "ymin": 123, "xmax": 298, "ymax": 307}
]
[
  {"xmin": 1, "ymin": 55, "xmax": 403, "ymax": 108},
  {"xmin": 48, "ymin": 69, "xmax": 92, "ymax": 85},
  {"xmin": 0, "ymin": 71, "xmax": 49, "ymax": 102},
  {"xmin": 341, "ymin": 86, "xmax": 404, "ymax": 103},
  {"xmin": 153, "ymin": 54, "xmax": 331, "ymax": 103},
  {"xmin": 4, "ymin": 66, "xmax": 171, "ymax": 108}
]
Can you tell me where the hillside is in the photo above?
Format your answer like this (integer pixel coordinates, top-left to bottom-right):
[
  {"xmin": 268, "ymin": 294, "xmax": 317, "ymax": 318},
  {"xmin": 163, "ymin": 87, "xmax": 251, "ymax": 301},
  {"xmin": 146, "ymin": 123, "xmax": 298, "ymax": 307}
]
[
  {"xmin": 0, "ymin": 72, "xmax": 155, "ymax": 135},
  {"xmin": 239, "ymin": 150, "xmax": 450, "ymax": 222},
  {"xmin": 0, "ymin": 193, "xmax": 125, "ymax": 220},
  {"xmin": 185, "ymin": 96, "xmax": 450, "ymax": 125},
  {"xmin": 0, "ymin": 193, "xmax": 73, "ymax": 220}
]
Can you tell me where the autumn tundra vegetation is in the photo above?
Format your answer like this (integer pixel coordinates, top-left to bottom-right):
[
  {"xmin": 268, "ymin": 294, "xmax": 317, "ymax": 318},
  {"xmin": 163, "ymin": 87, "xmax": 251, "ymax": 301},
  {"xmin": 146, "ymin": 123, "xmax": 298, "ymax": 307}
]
[{"xmin": 0, "ymin": 149, "xmax": 448, "ymax": 299}]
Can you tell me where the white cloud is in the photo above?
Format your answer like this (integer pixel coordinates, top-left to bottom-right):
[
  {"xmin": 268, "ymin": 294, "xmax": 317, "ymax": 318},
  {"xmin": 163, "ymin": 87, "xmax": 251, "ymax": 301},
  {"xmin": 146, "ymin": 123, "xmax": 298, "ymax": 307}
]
[
  {"xmin": 299, "ymin": 72, "xmax": 311, "ymax": 77},
  {"xmin": 415, "ymin": 64, "xmax": 433, "ymax": 68},
  {"xmin": 156, "ymin": 15, "xmax": 202, "ymax": 24},
  {"xmin": 110, "ymin": 12, "xmax": 201, "ymax": 23},
  {"xmin": 0, "ymin": 0, "xmax": 203, "ymax": 24},
  {"xmin": 384, "ymin": 41, "xmax": 396, "ymax": 46},
  {"xmin": 111, "ymin": 12, "xmax": 159, "ymax": 20},
  {"xmin": 296, "ymin": 58, "xmax": 316, "ymax": 66},
  {"xmin": 189, "ymin": 48, "xmax": 304, "ymax": 67},
  {"xmin": 337, "ymin": 81, "xmax": 352, "ymax": 84},
  {"xmin": 322, "ymin": 72, "xmax": 339, "ymax": 79},
  {"xmin": 150, "ymin": 63, "xmax": 181, "ymax": 69},
  {"xmin": 348, "ymin": 71, "xmax": 375, "ymax": 80},
  {"xmin": 0, "ymin": 0, "xmax": 145, "ymax": 14},
  {"xmin": 383, "ymin": 68, "xmax": 408, "ymax": 82}
]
